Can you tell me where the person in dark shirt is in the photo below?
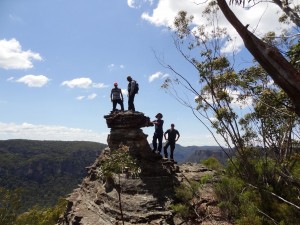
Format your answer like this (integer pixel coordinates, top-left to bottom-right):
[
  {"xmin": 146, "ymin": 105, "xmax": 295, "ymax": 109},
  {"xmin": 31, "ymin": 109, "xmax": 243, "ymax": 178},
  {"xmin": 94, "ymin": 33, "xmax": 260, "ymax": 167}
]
[
  {"xmin": 163, "ymin": 123, "xmax": 180, "ymax": 161},
  {"xmin": 151, "ymin": 113, "xmax": 164, "ymax": 155},
  {"xmin": 110, "ymin": 82, "xmax": 124, "ymax": 111},
  {"xmin": 127, "ymin": 76, "xmax": 137, "ymax": 111}
]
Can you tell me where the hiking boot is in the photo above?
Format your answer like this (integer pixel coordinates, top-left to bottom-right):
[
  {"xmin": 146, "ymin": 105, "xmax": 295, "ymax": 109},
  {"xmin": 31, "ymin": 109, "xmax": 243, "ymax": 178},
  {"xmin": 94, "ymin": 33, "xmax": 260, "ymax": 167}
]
[{"xmin": 170, "ymin": 159, "xmax": 177, "ymax": 164}]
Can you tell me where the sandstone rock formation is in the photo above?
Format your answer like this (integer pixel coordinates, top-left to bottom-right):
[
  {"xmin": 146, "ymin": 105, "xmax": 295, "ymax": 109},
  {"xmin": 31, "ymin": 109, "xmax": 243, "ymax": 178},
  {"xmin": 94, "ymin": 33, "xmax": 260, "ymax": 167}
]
[{"xmin": 57, "ymin": 111, "xmax": 232, "ymax": 225}]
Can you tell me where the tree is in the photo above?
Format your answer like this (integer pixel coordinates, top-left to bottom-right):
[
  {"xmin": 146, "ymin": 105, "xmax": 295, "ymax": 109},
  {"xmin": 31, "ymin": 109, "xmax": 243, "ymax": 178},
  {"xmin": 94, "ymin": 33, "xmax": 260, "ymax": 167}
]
[
  {"xmin": 217, "ymin": 0, "xmax": 300, "ymax": 116},
  {"xmin": 0, "ymin": 188, "xmax": 22, "ymax": 225},
  {"xmin": 229, "ymin": 0, "xmax": 300, "ymax": 27},
  {"xmin": 97, "ymin": 145, "xmax": 140, "ymax": 225},
  {"xmin": 14, "ymin": 198, "xmax": 67, "ymax": 225},
  {"xmin": 160, "ymin": 4, "xmax": 300, "ymax": 223}
]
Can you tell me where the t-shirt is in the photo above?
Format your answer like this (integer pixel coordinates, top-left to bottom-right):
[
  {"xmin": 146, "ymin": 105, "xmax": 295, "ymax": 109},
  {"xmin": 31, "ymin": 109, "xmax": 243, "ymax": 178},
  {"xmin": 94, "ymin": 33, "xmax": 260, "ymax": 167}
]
[
  {"xmin": 154, "ymin": 119, "xmax": 164, "ymax": 134},
  {"xmin": 128, "ymin": 80, "xmax": 136, "ymax": 96},
  {"xmin": 111, "ymin": 88, "xmax": 122, "ymax": 100},
  {"xmin": 164, "ymin": 129, "xmax": 180, "ymax": 142}
]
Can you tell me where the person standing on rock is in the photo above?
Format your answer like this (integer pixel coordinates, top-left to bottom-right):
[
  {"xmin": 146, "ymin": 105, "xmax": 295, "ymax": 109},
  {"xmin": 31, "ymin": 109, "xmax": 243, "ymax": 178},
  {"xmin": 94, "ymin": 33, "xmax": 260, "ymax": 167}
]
[
  {"xmin": 163, "ymin": 123, "xmax": 180, "ymax": 161},
  {"xmin": 110, "ymin": 82, "xmax": 124, "ymax": 112},
  {"xmin": 127, "ymin": 75, "xmax": 138, "ymax": 111},
  {"xmin": 151, "ymin": 113, "xmax": 164, "ymax": 155}
]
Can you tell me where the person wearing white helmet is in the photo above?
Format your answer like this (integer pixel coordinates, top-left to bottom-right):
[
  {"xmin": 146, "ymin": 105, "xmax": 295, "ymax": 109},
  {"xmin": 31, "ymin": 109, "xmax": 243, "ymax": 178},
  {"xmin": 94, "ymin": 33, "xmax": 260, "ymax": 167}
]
[{"xmin": 110, "ymin": 82, "xmax": 124, "ymax": 111}]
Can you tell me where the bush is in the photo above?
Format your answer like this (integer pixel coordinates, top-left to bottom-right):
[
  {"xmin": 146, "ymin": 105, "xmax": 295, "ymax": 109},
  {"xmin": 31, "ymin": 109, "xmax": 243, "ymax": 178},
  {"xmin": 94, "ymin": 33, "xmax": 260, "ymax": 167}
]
[{"xmin": 201, "ymin": 157, "xmax": 223, "ymax": 171}]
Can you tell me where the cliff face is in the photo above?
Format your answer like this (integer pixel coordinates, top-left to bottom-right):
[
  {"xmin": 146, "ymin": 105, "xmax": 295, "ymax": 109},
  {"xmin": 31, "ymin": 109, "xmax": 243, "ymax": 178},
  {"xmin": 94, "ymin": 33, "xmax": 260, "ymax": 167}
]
[{"xmin": 58, "ymin": 111, "xmax": 231, "ymax": 225}]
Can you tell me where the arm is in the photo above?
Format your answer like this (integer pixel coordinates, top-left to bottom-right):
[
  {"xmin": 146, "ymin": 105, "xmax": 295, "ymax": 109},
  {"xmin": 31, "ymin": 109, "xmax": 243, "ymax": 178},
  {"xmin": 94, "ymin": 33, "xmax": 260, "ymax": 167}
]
[
  {"xmin": 152, "ymin": 120, "xmax": 160, "ymax": 125},
  {"xmin": 175, "ymin": 131, "xmax": 180, "ymax": 141},
  {"xmin": 164, "ymin": 130, "xmax": 168, "ymax": 140},
  {"xmin": 129, "ymin": 81, "xmax": 136, "ymax": 96},
  {"xmin": 120, "ymin": 89, "xmax": 123, "ymax": 101}
]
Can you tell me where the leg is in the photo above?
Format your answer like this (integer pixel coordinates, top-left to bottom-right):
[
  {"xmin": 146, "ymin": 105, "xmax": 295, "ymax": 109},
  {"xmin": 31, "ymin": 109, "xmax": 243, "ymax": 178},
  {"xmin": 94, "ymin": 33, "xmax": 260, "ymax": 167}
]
[
  {"xmin": 120, "ymin": 100, "xmax": 124, "ymax": 111},
  {"xmin": 170, "ymin": 142, "xmax": 175, "ymax": 160},
  {"xmin": 116, "ymin": 99, "xmax": 123, "ymax": 111},
  {"xmin": 131, "ymin": 94, "xmax": 135, "ymax": 111},
  {"xmin": 152, "ymin": 133, "xmax": 158, "ymax": 151},
  {"xmin": 128, "ymin": 95, "xmax": 134, "ymax": 110},
  {"xmin": 164, "ymin": 141, "xmax": 170, "ymax": 158},
  {"xmin": 157, "ymin": 134, "xmax": 163, "ymax": 153},
  {"xmin": 112, "ymin": 100, "xmax": 117, "ymax": 111}
]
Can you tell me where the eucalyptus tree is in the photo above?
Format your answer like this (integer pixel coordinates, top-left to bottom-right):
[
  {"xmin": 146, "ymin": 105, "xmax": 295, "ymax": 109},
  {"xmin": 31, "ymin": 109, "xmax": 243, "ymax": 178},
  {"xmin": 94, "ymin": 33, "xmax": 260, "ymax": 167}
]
[
  {"xmin": 217, "ymin": 0, "xmax": 300, "ymax": 116},
  {"xmin": 160, "ymin": 2, "xmax": 300, "ymax": 223}
]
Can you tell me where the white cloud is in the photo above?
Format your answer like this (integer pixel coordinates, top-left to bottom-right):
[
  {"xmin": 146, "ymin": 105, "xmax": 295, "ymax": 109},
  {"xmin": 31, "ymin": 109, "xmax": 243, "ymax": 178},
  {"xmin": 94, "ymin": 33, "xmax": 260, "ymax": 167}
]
[
  {"xmin": 122, "ymin": 89, "xmax": 128, "ymax": 95},
  {"xmin": 127, "ymin": 0, "xmax": 137, "ymax": 8},
  {"xmin": 195, "ymin": 89, "xmax": 252, "ymax": 109},
  {"xmin": 9, "ymin": 14, "xmax": 23, "ymax": 23},
  {"xmin": 6, "ymin": 76, "xmax": 14, "ymax": 81},
  {"xmin": 108, "ymin": 63, "xmax": 115, "ymax": 70},
  {"xmin": 140, "ymin": 0, "xmax": 291, "ymax": 53},
  {"xmin": 227, "ymin": 89, "xmax": 253, "ymax": 109},
  {"xmin": 92, "ymin": 83, "xmax": 108, "ymax": 88},
  {"xmin": 62, "ymin": 78, "xmax": 108, "ymax": 89},
  {"xmin": 0, "ymin": 38, "xmax": 42, "ymax": 69},
  {"xmin": 76, "ymin": 96, "xmax": 85, "ymax": 101},
  {"xmin": 0, "ymin": 122, "xmax": 108, "ymax": 143},
  {"xmin": 87, "ymin": 93, "xmax": 97, "ymax": 100},
  {"xmin": 61, "ymin": 77, "xmax": 92, "ymax": 88},
  {"xmin": 128, "ymin": 0, "xmax": 153, "ymax": 9},
  {"xmin": 76, "ymin": 93, "xmax": 97, "ymax": 101},
  {"xmin": 108, "ymin": 63, "xmax": 125, "ymax": 71},
  {"xmin": 148, "ymin": 71, "xmax": 168, "ymax": 82},
  {"xmin": 16, "ymin": 75, "xmax": 50, "ymax": 87}
]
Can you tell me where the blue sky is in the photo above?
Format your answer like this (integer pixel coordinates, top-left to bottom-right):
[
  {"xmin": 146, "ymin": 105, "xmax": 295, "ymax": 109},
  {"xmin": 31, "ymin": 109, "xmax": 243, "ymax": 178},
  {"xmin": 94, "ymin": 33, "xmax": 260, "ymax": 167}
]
[{"xmin": 0, "ymin": 0, "xmax": 292, "ymax": 146}]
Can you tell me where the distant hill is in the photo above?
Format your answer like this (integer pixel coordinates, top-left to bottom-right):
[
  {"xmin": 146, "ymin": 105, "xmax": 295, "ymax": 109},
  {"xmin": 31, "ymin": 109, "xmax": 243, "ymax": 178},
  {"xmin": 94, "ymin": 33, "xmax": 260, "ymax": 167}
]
[
  {"xmin": 0, "ymin": 139, "xmax": 230, "ymax": 212},
  {"xmin": 151, "ymin": 143, "xmax": 231, "ymax": 164},
  {"xmin": 0, "ymin": 139, "xmax": 106, "ymax": 211},
  {"xmin": 173, "ymin": 144, "xmax": 231, "ymax": 164}
]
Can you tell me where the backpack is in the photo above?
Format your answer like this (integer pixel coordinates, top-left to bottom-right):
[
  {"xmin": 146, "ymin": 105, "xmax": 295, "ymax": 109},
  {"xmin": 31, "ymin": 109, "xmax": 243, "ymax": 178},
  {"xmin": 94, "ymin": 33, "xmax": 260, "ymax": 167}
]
[{"xmin": 133, "ymin": 80, "xmax": 139, "ymax": 94}]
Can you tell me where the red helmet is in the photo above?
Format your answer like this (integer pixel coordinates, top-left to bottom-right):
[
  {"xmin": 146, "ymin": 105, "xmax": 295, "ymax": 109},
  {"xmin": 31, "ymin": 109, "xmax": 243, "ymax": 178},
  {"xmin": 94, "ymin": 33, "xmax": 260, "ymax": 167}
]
[{"xmin": 114, "ymin": 82, "xmax": 118, "ymax": 86}]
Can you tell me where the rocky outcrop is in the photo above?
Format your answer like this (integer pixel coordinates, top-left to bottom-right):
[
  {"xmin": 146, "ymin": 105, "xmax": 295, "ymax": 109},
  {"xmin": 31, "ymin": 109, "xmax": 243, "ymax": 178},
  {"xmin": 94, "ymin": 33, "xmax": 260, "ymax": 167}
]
[{"xmin": 58, "ymin": 111, "xmax": 231, "ymax": 225}]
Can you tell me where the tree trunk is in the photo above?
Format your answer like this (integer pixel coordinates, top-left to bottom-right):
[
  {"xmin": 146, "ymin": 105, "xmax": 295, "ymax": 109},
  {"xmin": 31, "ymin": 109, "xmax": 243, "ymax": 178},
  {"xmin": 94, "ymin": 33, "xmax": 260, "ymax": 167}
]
[
  {"xmin": 272, "ymin": 0, "xmax": 300, "ymax": 27},
  {"xmin": 217, "ymin": 0, "xmax": 300, "ymax": 117}
]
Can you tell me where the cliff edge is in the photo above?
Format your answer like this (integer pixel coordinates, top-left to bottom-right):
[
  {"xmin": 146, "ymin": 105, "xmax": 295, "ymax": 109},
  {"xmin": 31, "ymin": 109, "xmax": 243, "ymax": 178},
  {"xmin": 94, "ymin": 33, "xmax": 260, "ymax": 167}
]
[{"xmin": 57, "ymin": 111, "xmax": 231, "ymax": 225}]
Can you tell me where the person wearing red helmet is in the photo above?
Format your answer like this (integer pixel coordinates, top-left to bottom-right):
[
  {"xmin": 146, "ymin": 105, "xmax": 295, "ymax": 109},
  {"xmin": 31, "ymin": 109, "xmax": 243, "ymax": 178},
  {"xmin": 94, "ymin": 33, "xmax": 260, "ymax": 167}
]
[{"xmin": 110, "ymin": 82, "xmax": 124, "ymax": 111}]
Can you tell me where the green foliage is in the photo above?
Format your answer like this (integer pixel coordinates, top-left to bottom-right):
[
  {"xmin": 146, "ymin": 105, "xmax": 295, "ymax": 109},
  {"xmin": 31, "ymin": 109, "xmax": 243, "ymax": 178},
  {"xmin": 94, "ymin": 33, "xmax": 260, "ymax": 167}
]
[
  {"xmin": 171, "ymin": 176, "xmax": 213, "ymax": 220},
  {"xmin": 174, "ymin": 182, "xmax": 196, "ymax": 203},
  {"xmin": 287, "ymin": 41, "xmax": 300, "ymax": 70},
  {"xmin": 0, "ymin": 139, "xmax": 106, "ymax": 212},
  {"xmin": 215, "ymin": 155, "xmax": 300, "ymax": 224},
  {"xmin": 14, "ymin": 198, "xmax": 67, "ymax": 225},
  {"xmin": 170, "ymin": 203, "xmax": 191, "ymax": 219},
  {"xmin": 201, "ymin": 157, "xmax": 223, "ymax": 171},
  {"xmin": 0, "ymin": 188, "xmax": 22, "ymax": 225},
  {"xmin": 98, "ymin": 145, "xmax": 140, "ymax": 180},
  {"xmin": 167, "ymin": 5, "xmax": 300, "ymax": 224},
  {"xmin": 215, "ymin": 174, "xmax": 264, "ymax": 224}
]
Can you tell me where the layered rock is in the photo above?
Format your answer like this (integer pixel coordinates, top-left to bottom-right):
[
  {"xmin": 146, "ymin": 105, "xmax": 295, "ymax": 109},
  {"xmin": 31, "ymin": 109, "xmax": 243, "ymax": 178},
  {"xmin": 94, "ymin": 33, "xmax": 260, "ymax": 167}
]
[{"xmin": 57, "ymin": 111, "xmax": 231, "ymax": 225}]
